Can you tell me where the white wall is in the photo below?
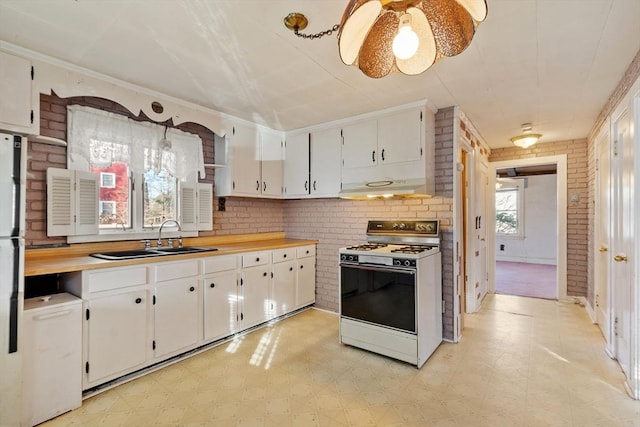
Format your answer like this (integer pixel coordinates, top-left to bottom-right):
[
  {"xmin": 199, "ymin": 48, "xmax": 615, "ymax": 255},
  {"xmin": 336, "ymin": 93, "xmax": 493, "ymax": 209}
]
[{"xmin": 496, "ymin": 174, "xmax": 557, "ymax": 265}]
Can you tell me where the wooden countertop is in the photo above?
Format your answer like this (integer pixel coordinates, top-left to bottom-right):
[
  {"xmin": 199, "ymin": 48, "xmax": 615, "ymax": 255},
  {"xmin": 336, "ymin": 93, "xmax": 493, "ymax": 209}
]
[{"xmin": 25, "ymin": 232, "xmax": 317, "ymax": 276}]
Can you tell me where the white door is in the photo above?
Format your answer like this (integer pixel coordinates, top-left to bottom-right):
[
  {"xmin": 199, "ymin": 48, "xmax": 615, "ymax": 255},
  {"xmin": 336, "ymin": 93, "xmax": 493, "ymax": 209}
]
[
  {"xmin": 474, "ymin": 160, "xmax": 489, "ymax": 307},
  {"xmin": 154, "ymin": 280, "xmax": 199, "ymax": 357},
  {"xmin": 594, "ymin": 124, "xmax": 611, "ymax": 344},
  {"xmin": 611, "ymin": 107, "xmax": 632, "ymax": 376},
  {"xmin": 203, "ymin": 270, "xmax": 238, "ymax": 341},
  {"xmin": 86, "ymin": 290, "xmax": 148, "ymax": 384}
]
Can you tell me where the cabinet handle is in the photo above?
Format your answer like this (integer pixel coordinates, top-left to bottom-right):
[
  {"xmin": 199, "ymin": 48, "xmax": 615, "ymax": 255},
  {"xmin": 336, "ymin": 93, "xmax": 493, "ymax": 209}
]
[
  {"xmin": 372, "ymin": 150, "xmax": 376, "ymax": 163},
  {"xmin": 256, "ymin": 180, "xmax": 260, "ymax": 191},
  {"xmin": 210, "ymin": 283, "xmax": 215, "ymax": 288},
  {"xmin": 263, "ymin": 181, "xmax": 266, "ymax": 192},
  {"xmin": 189, "ymin": 286, "xmax": 195, "ymax": 292},
  {"xmin": 135, "ymin": 298, "xmax": 142, "ymax": 304},
  {"xmin": 304, "ymin": 180, "xmax": 308, "ymax": 191},
  {"xmin": 313, "ymin": 180, "xmax": 316, "ymax": 191},
  {"xmin": 381, "ymin": 149, "xmax": 385, "ymax": 161},
  {"xmin": 263, "ymin": 272, "xmax": 268, "ymax": 277}
]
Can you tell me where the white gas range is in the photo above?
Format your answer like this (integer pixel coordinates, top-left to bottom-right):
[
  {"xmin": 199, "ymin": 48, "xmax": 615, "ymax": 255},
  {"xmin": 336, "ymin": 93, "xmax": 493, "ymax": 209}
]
[{"xmin": 338, "ymin": 220, "xmax": 442, "ymax": 368}]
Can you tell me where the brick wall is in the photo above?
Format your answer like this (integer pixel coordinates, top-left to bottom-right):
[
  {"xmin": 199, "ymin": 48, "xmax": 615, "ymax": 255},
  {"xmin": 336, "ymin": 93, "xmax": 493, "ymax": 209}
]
[
  {"xmin": 283, "ymin": 107, "xmax": 457, "ymax": 340},
  {"xmin": 489, "ymin": 139, "xmax": 589, "ymax": 297}
]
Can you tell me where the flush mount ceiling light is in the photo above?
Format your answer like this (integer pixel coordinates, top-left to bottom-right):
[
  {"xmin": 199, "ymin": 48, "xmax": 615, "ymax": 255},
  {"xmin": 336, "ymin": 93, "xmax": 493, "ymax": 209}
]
[
  {"xmin": 510, "ymin": 123, "xmax": 542, "ymax": 149},
  {"xmin": 284, "ymin": 0, "xmax": 487, "ymax": 78}
]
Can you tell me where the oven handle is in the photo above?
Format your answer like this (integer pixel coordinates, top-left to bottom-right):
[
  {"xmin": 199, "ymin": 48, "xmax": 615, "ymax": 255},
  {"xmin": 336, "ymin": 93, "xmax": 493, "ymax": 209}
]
[{"xmin": 339, "ymin": 263, "xmax": 416, "ymax": 274}]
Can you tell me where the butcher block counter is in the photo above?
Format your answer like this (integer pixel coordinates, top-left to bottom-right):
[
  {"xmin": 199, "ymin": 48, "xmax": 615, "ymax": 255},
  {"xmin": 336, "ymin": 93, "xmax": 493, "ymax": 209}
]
[{"xmin": 25, "ymin": 232, "xmax": 317, "ymax": 276}]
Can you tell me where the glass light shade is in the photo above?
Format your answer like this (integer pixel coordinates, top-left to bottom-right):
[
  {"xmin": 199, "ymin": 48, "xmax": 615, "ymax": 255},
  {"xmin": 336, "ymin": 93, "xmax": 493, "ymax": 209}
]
[
  {"xmin": 510, "ymin": 134, "xmax": 541, "ymax": 148},
  {"xmin": 392, "ymin": 14, "xmax": 419, "ymax": 59},
  {"xmin": 338, "ymin": 0, "xmax": 488, "ymax": 78}
]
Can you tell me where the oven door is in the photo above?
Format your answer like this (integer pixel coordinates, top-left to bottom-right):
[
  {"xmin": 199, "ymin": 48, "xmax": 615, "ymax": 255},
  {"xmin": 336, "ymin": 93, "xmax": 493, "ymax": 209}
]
[{"xmin": 340, "ymin": 263, "xmax": 416, "ymax": 333}]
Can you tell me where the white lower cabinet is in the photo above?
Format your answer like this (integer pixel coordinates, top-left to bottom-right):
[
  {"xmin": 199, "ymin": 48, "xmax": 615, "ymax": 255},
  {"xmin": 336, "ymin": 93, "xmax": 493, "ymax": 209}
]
[
  {"xmin": 296, "ymin": 245, "xmax": 316, "ymax": 308},
  {"xmin": 85, "ymin": 289, "xmax": 149, "ymax": 386},
  {"xmin": 203, "ymin": 269, "xmax": 239, "ymax": 341},
  {"xmin": 241, "ymin": 263, "xmax": 271, "ymax": 328},
  {"xmin": 153, "ymin": 279, "xmax": 200, "ymax": 358},
  {"xmin": 61, "ymin": 244, "xmax": 315, "ymax": 392}
]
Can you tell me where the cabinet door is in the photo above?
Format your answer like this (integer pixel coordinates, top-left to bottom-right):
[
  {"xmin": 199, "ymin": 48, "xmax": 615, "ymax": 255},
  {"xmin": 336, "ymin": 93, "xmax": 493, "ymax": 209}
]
[
  {"xmin": 341, "ymin": 120, "xmax": 378, "ymax": 169},
  {"xmin": 377, "ymin": 108, "xmax": 423, "ymax": 164},
  {"xmin": 272, "ymin": 260, "xmax": 296, "ymax": 317},
  {"xmin": 230, "ymin": 123, "xmax": 261, "ymax": 195},
  {"xmin": 260, "ymin": 131, "xmax": 283, "ymax": 197},
  {"xmin": 203, "ymin": 270, "xmax": 238, "ymax": 341},
  {"xmin": 0, "ymin": 52, "xmax": 36, "ymax": 134},
  {"xmin": 154, "ymin": 280, "xmax": 199, "ymax": 357},
  {"xmin": 86, "ymin": 290, "xmax": 149, "ymax": 384},
  {"xmin": 310, "ymin": 128, "xmax": 341, "ymax": 197},
  {"xmin": 241, "ymin": 266, "xmax": 271, "ymax": 328},
  {"xmin": 283, "ymin": 133, "xmax": 310, "ymax": 197},
  {"xmin": 297, "ymin": 257, "xmax": 316, "ymax": 308}
]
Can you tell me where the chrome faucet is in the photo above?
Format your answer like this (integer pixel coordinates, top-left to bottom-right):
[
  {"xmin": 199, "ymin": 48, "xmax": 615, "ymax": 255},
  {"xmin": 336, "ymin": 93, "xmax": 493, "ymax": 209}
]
[{"xmin": 157, "ymin": 219, "xmax": 182, "ymax": 248}]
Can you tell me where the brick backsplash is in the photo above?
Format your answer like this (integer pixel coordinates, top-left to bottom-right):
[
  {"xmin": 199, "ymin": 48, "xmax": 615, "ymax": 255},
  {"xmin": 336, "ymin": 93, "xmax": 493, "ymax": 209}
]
[{"xmin": 489, "ymin": 139, "xmax": 589, "ymax": 297}]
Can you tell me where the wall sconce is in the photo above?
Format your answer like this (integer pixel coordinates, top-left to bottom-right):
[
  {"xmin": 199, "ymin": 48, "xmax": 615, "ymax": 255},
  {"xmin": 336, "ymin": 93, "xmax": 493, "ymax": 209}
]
[{"xmin": 510, "ymin": 123, "xmax": 541, "ymax": 149}]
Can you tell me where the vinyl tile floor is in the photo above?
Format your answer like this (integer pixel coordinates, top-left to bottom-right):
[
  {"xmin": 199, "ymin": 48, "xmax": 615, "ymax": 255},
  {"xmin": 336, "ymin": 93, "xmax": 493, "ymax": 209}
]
[{"xmin": 42, "ymin": 294, "xmax": 640, "ymax": 427}]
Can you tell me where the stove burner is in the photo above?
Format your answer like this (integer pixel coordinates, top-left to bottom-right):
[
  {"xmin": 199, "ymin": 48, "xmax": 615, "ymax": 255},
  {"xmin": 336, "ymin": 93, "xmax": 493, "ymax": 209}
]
[
  {"xmin": 346, "ymin": 243, "xmax": 388, "ymax": 251},
  {"xmin": 390, "ymin": 245, "xmax": 435, "ymax": 254}
]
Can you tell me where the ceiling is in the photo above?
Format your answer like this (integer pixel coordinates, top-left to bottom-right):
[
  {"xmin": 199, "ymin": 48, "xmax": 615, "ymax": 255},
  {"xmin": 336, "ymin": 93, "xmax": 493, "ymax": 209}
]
[{"xmin": 1, "ymin": 0, "xmax": 639, "ymax": 149}]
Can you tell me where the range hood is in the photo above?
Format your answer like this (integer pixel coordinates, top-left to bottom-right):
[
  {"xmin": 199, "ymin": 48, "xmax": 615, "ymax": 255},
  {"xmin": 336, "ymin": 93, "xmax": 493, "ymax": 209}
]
[{"xmin": 339, "ymin": 178, "xmax": 433, "ymax": 200}]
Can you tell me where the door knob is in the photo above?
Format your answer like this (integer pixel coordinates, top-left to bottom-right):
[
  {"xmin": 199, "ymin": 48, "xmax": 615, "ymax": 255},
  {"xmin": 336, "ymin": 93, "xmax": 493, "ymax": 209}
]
[
  {"xmin": 599, "ymin": 247, "xmax": 608, "ymax": 252},
  {"xmin": 614, "ymin": 255, "xmax": 628, "ymax": 262}
]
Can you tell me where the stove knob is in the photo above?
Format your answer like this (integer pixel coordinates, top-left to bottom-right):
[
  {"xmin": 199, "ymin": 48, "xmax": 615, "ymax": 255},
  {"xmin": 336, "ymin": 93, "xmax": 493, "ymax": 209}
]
[
  {"xmin": 392, "ymin": 223, "xmax": 399, "ymax": 230},
  {"xmin": 393, "ymin": 259, "xmax": 401, "ymax": 266},
  {"xmin": 404, "ymin": 260, "xmax": 411, "ymax": 266},
  {"xmin": 340, "ymin": 254, "xmax": 346, "ymax": 261},
  {"xmin": 399, "ymin": 223, "xmax": 406, "ymax": 230}
]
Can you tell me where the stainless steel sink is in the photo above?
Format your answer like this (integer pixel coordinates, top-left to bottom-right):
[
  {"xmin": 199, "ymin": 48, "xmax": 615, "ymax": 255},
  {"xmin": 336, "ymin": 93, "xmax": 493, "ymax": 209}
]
[{"xmin": 90, "ymin": 247, "xmax": 217, "ymax": 260}]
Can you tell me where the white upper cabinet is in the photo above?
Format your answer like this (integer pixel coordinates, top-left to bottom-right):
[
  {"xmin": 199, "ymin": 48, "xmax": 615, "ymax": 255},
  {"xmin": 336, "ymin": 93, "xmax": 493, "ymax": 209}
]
[
  {"xmin": 215, "ymin": 123, "xmax": 283, "ymax": 198},
  {"xmin": 259, "ymin": 129, "xmax": 284, "ymax": 197},
  {"xmin": 341, "ymin": 105, "xmax": 432, "ymax": 186},
  {"xmin": 283, "ymin": 132, "xmax": 310, "ymax": 198},
  {"xmin": 310, "ymin": 127, "xmax": 341, "ymax": 197},
  {"xmin": 283, "ymin": 128, "xmax": 341, "ymax": 199},
  {"xmin": 0, "ymin": 51, "xmax": 38, "ymax": 135},
  {"xmin": 341, "ymin": 119, "xmax": 378, "ymax": 170}
]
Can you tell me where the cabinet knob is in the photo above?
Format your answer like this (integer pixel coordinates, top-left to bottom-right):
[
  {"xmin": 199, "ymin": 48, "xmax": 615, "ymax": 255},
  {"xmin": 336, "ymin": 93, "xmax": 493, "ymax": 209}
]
[
  {"xmin": 283, "ymin": 254, "xmax": 287, "ymax": 258},
  {"xmin": 256, "ymin": 257, "xmax": 260, "ymax": 262},
  {"xmin": 263, "ymin": 272, "xmax": 267, "ymax": 277},
  {"xmin": 210, "ymin": 283, "xmax": 215, "ymax": 288},
  {"xmin": 289, "ymin": 267, "xmax": 293, "ymax": 271},
  {"xmin": 189, "ymin": 286, "xmax": 196, "ymax": 292},
  {"xmin": 300, "ymin": 265, "xmax": 304, "ymax": 269},
  {"xmin": 306, "ymin": 250, "xmax": 309, "ymax": 254},
  {"xmin": 135, "ymin": 298, "xmax": 142, "ymax": 304}
]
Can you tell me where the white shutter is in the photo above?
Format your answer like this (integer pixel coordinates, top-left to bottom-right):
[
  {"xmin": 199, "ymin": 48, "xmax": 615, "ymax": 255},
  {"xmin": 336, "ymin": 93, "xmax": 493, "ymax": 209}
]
[
  {"xmin": 47, "ymin": 168, "xmax": 74, "ymax": 237},
  {"xmin": 74, "ymin": 171, "xmax": 99, "ymax": 235},
  {"xmin": 180, "ymin": 183, "xmax": 197, "ymax": 232},
  {"xmin": 197, "ymin": 183, "xmax": 213, "ymax": 231}
]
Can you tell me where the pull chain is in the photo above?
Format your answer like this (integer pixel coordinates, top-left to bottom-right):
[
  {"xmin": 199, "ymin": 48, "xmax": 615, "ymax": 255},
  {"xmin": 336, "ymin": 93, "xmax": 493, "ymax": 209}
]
[{"xmin": 294, "ymin": 24, "xmax": 341, "ymax": 40}]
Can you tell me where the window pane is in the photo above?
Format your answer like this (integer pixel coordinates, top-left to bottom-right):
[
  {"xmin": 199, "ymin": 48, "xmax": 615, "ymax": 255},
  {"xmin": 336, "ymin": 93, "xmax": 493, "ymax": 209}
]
[
  {"xmin": 144, "ymin": 149, "xmax": 176, "ymax": 227},
  {"xmin": 496, "ymin": 189, "xmax": 519, "ymax": 235},
  {"xmin": 92, "ymin": 161, "xmax": 130, "ymax": 229}
]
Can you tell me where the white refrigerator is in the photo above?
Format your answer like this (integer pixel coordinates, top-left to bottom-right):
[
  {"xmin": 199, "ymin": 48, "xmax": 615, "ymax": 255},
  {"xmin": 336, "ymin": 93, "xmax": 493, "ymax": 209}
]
[{"xmin": 0, "ymin": 132, "xmax": 26, "ymax": 427}]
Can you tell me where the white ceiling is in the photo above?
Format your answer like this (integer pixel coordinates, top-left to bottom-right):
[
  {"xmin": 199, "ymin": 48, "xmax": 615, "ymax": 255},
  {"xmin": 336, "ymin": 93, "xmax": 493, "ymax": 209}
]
[{"xmin": 1, "ymin": 0, "xmax": 639, "ymax": 148}]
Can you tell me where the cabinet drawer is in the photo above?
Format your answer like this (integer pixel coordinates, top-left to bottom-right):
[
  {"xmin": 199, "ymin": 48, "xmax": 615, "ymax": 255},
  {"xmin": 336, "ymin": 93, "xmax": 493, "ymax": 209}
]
[
  {"xmin": 154, "ymin": 259, "xmax": 199, "ymax": 282},
  {"xmin": 86, "ymin": 266, "xmax": 148, "ymax": 293},
  {"xmin": 272, "ymin": 248, "xmax": 295, "ymax": 264},
  {"xmin": 202, "ymin": 254, "xmax": 237, "ymax": 274},
  {"xmin": 296, "ymin": 245, "xmax": 316, "ymax": 259},
  {"xmin": 242, "ymin": 251, "xmax": 270, "ymax": 268}
]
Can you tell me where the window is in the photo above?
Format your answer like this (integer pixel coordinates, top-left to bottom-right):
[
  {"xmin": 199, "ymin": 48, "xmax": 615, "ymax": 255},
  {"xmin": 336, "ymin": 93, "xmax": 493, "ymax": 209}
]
[
  {"xmin": 495, "ymin": 179, "xmax": 524, "ymax": 236},
  {"xmin": 64, "ymin": 105, "xmax": 211, "ymax": 242},
  {"xmin": 100, "ymin": 172, "xmax": 116, "ymax": 188}
]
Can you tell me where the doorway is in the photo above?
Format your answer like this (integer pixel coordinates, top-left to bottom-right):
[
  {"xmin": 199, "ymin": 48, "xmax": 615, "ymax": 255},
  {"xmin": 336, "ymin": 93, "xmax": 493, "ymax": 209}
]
[
  {"xmin": 494, "ymin": 165, "xmax": 558, "ymax": 299},
  {"xmin": 488, "ymin": 156, "xmax": 568, "ymax": 301}
]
